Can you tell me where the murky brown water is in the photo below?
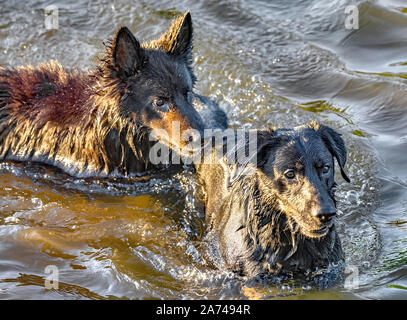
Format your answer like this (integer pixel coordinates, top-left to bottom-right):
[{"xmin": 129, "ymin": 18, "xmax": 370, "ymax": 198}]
[{"xmin": 0, "ymin": 0, "xmax": 407, "ymax": 299}]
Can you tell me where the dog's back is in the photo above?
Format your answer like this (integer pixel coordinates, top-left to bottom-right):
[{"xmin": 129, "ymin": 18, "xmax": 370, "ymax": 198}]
[{"xmin": 0, "ymin": 63, "xmax": 107, "ymax": 175}]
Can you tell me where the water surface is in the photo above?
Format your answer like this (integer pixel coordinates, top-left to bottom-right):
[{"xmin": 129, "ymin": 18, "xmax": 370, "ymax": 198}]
[{"xmin": 0, "ymin": 0, "xmax": 407, "ymax": 299}]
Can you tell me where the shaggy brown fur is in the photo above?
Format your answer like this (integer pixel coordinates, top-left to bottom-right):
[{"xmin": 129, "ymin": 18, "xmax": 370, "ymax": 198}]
[{"xmin": 0, "ymin": 12, "xmax": 224, "ymax": 177}]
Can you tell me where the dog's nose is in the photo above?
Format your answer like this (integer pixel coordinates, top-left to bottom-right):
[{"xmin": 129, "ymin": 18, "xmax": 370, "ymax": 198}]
[{"xmin": 314, "ymin": 209, "xmax": 336, "ymax": 222}]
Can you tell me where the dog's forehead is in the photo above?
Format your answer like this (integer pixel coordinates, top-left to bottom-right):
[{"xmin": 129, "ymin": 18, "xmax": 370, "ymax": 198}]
[
  {"xmin": 274, "ymin": 128, "xmax": 331, "ymax": 164},
  {"xmin": 145, "ymin": 51, "xmax": 192, "ymax": 89}
]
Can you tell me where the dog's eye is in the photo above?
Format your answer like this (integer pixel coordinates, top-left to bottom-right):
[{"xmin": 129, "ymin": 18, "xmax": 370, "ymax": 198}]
[
  {"xmin": 153, "ymin": 98, "xmax": 170, "ymax": 112},
  {"xmin": 322, "ymin": 165, "xmax": 330, "ymax": 174},
  {"xmin": 284, "ymin": 170, "xmax": 296, "ymax": 180}
]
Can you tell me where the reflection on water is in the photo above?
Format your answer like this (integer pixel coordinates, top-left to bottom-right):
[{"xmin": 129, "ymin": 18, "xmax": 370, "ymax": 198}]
[{"xmin": 0, "ymin": 0, "xmax": 407, "ymax": 299}]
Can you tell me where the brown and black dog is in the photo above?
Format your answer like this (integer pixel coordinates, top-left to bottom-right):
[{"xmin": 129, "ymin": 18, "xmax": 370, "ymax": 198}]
[
  {"xmin": 197, "ymin": 122, "xmax": 350, "ymax": 277},
  {"xmin": 0, "ymin": 12, "xmax": 226, "ymax": 177}
]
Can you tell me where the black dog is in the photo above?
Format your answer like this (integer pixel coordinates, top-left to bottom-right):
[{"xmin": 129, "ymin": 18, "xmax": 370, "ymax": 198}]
[
  {"xmin": 0, "ymin": 12, "xmax": 226, "ymax": 177},
  {"xmin": 197, "ymin": 122, "xmax": 350, "ymax": 277}
]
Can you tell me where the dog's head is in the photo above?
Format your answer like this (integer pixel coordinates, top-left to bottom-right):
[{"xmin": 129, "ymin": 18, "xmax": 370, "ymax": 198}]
[
  {"xmin": 100, "ymin": 12, "xmax": 204, "ymax": 150},
  {"xmin": 257, "ymin": 122, "xmax": 350, "ymax": 239}
]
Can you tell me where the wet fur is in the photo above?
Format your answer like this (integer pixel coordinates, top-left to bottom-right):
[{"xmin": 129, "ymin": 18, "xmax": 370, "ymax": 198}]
[
  {"xmin": 0, "ymin": 13, "xmax": 227, "ymax": 177},
  {"xmin": 0, "ymin": 61, "xmax": 147, "ymax": 177},
  {"xmin": 197, "ymin": 122, "xmax": 349, "ymax": 277}
]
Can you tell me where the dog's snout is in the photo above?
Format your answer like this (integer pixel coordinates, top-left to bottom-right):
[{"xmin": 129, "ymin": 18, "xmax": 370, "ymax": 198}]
[
  {"xmin": 319, "ymin": 211, "xmax": 336, "ymax": 223},
  {"xmin": 313, "ymin": 208, "xmax": 336, "ymax": 222},
  {"xmin": 310, "ymin": 182, "xmax": 337, "ymax": 223}
]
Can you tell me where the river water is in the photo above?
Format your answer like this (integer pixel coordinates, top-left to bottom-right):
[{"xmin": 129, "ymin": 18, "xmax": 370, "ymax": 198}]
[{"xmin": 0, "ymin": 0, "xmax": 406, "ymax": 299}]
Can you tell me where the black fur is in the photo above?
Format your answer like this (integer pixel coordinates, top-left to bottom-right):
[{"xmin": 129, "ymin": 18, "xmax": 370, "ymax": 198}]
[
  {"xmin": 0, "ymin": 13, "xmax": 227, "ymax": 177},
  {"xmin": 197, "ymin": 122, "xmax": 349, "ymax": 277}
]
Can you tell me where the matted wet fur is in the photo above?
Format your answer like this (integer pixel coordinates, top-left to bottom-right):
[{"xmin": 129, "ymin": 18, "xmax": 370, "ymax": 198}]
[
  {"xmin": 197, "ymin": 122, "xmax": 350, "ymax": 277},
  {"xmin": 0, "ymin": 12, "xmax": 226, "ymax": 177}
]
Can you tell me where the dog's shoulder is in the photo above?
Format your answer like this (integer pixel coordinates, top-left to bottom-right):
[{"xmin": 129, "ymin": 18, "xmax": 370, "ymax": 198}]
[{"xmin": 192, "ymin": 94, "xmax": 228, "ymax": 130}]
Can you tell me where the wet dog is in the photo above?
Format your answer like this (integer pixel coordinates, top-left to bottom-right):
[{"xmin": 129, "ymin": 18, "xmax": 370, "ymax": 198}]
[
  {"xmin": 0, "ymin": 12, "xmax": 226, "ymax": 177},
  {"xmin": 197, "ymin": 122, "xmax": 350, "ymax": 277}
]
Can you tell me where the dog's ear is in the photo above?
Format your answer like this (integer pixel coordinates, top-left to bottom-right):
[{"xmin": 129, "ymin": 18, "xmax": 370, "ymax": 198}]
[
  {"xmin": 229, "ymin": 130, "xmax": 279, "ymax": 184},
  {"xmin": 112, "ymin": 27, "xmax": 145, "ymax": 76},
  {"xmin": 158, "ymin": 12, "xmax": 193, "ymax": 57},
  {"xmin": 317, "ymin": 124, "xmax": 351, "ymax": 183},
  {"xmin": 256, "ymin": 129, "xmax": 279, "ymax": 168}
]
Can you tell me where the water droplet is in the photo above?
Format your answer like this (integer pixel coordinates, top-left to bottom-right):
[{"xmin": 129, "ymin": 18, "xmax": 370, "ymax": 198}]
[
  {"xmin": 4, "ymin": 216, "xmax": 20, "ymax": 224},
  {"xmin": 346, "ymin": 190, "xmax": 359, "ymax": 203}
]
